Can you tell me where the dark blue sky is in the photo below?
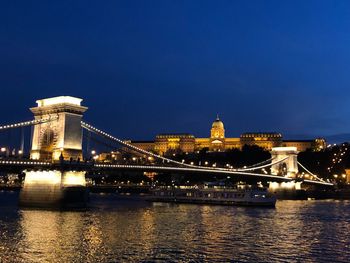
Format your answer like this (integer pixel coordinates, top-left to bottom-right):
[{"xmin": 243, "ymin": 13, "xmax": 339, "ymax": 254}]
[{"xmin": 1, "ymin": 0, "xmax": 350, "ymax": 140}]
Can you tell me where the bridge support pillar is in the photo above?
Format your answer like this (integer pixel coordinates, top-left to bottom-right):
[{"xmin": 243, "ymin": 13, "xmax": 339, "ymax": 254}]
[
  {"xmin": 19, "ymin": 170, "xmax": 88, "ymax": 209},
  {"xmin": 268, "ymin": 181, "xmax": 306, "ymax": 199},
  {"xmin": 268, "ymin": 181, "xmax": 302, "ymax": 191}
]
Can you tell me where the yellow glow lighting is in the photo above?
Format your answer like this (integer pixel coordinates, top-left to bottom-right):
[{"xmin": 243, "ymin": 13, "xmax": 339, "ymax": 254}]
[
  {"xmin": 36, "ymin": 96, "xmax": 82, "ymax": 107},
  {"xmin": 272, "ymin": 147, "xmax": 297, "ymax": 152},
  {"xmin": 62, "ymin": 171, "xmax": 86, "ymax": 186},
  {"xmin": 24, "ymin": 171, "xmax": 61, "ymax": 185}
]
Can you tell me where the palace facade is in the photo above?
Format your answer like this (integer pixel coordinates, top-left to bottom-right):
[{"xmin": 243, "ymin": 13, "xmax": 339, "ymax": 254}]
[{"xmin": 128, "ymin": 116, "xmax": 326, "ymax": 155}]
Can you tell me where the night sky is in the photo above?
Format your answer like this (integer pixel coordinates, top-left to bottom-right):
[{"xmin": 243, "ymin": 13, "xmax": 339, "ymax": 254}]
[{"xmin": 1, "ymin": 0, "xmax": 350, "ymax": 140}]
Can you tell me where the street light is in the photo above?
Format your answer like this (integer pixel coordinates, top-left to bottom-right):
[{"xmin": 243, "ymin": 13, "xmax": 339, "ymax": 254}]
[
  {"xmin": 91, "ymin": 150, "xmax": 96, "ymax": 155},
  {"xmin": 1, "ymin": 147, "xmax": 6, "ymax": 153}
]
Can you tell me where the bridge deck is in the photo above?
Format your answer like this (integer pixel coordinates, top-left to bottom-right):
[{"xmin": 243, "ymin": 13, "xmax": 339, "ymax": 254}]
[{"xmin": 0, "ymin": 159, "xmax": 333, "ymax": 186}]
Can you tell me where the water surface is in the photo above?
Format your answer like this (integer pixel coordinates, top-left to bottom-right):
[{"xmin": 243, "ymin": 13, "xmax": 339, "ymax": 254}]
[{"xmin": 0, "ymin": 192, "xmax": 349, "ymax": 262}]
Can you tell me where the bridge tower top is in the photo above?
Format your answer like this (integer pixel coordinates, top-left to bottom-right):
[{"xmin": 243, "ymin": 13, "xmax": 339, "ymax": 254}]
[{"xmin": 30, "ymin": 96, "xmax": 88, "ymax": 161}]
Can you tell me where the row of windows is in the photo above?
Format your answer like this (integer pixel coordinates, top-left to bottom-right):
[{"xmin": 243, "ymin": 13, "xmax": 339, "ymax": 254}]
[{"xmin": 241, "ymin": 133, "xmax": 282, "ymax": 138}]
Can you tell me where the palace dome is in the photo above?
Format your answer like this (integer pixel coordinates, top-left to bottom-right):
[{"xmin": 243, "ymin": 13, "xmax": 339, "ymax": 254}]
[{"xmin": 212, "ymin": 115, "xmax": 224, "ymax": 130}]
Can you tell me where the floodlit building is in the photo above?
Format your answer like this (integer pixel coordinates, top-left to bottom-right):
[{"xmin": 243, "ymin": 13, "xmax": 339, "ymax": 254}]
[{"xmin": 128, "ymin": 116, "xmax": 326, "ymax": 155}]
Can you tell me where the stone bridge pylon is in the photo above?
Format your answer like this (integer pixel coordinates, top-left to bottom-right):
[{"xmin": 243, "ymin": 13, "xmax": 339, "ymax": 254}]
[
  {"xmin": 270, "ymin": 147, "xmax": 299, "ymax": 178},
  {"xmin": 20, "ymin": 96, "xmax": 88, "ymax": 208},
  {"xmin": 30, "ymin": 96, "xmax": 87, "ymax": 161}
]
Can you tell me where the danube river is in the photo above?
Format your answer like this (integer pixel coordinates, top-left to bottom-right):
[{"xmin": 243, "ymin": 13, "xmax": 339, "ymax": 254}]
[{"xmin": 0, "ymin": 192, "xmax": 349, "ymax": 263}]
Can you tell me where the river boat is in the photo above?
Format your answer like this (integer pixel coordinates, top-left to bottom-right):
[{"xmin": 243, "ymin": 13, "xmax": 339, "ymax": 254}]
[{"xmin": 147, "ymin": 186, "xmax": 276, "ymax": 207}]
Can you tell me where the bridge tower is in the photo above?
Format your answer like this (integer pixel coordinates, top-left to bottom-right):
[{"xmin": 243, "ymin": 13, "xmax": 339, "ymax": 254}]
[
  {"xmin": 269, "ymin": 147, "xmax": 302, "ymax": 193},
  {"xmin": 30, "ymin": 96, "xmax": 87, "ymax": 161},
  {"xmin": 270, "ymin": 147, "xmax": 299, "ymax": 177},
  {"xmin": 20, "ymin": 96, "xmax": 88, "ymax": 208}
]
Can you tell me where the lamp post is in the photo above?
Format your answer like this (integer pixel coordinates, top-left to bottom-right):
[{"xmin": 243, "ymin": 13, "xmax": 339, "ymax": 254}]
[{"xmin": 1, "ymin": 147, "xmax": 9, "ymax": 157}]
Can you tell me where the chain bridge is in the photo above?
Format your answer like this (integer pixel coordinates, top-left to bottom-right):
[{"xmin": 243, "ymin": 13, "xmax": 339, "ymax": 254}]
[{"xmin": 0, "ymin": 96, "xmax": 333, "ymax": 208}]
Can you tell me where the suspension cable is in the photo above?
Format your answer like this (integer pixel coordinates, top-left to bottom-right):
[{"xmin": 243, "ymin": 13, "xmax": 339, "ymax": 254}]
[
  {"xmin": 237, "ymin": 157, "xmax": 275, "ymax": 170},
  {"xmin": 298, "ymin": 161, "xmax": 325, "ymax": 182},
  {"xmin": 81, "ymin": 121, "xmax": 197, "ymax": 168},
  {"xmin": 81, "ymin": 121, "xmax": 291, "ymax": 173},
  {"xmin": 235, "ymin": 156, "xmax": 289, "ymax": 172},
  {"xmin": 82, "ymin": 132, "xmax": 130, "ymax": 155},
  {"xmin": 0, "ymin": 116, "xmax": 58, "ymax": 131}
]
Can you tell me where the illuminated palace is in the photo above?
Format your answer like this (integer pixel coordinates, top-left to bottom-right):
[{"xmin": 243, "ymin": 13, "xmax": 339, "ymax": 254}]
[{"xmin": 127, "ymin": 116, "xmax": 326, "ymax": 155}]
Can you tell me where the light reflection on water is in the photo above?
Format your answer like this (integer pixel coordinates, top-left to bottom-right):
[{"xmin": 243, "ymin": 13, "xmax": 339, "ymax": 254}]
[{"xmin": 0, "ymin": 192, "xmax": 349, "ymax": 262}]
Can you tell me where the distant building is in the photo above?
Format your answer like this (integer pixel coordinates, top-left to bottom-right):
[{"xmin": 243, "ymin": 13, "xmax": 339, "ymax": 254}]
[
  {"xmin": 344, "ymin": 169, "xmax": 350, "ymax": 184},
  {"xmin": 128, "ymin": 140, "xmax": 154, "ymax": 152},
  {"xmin": 155, "ymin": 134, "xmax": 195, "ymax": 154},
  {"xmin": 282, "ymin": 139, "xmax": 325, "ymax": 152},
  {"xmin": 127, "ymin": 116, "xmax": 326, "ymax": 155},
  {"xmin": 240, "ymin": 132, "xmax": 282, "ymax": 150}
]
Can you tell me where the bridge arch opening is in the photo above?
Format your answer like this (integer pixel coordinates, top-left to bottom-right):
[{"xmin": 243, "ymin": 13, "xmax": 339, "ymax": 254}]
[{"xmin": 39, "ymin": 128, "xmax": 56, "ymax": 161}]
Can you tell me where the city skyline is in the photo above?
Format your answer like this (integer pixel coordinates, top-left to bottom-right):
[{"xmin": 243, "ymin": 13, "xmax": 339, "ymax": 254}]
[
  {"xmin": 1, "ymin": 0, "xmax": 350, "ymax": 141},
  {"xmin": 1, "ymin": 2, "xmax": 350, "ymax": 262},
  {"xmin": 128, "ymin": 114, "xmax": 325, "ymax": 141}
]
